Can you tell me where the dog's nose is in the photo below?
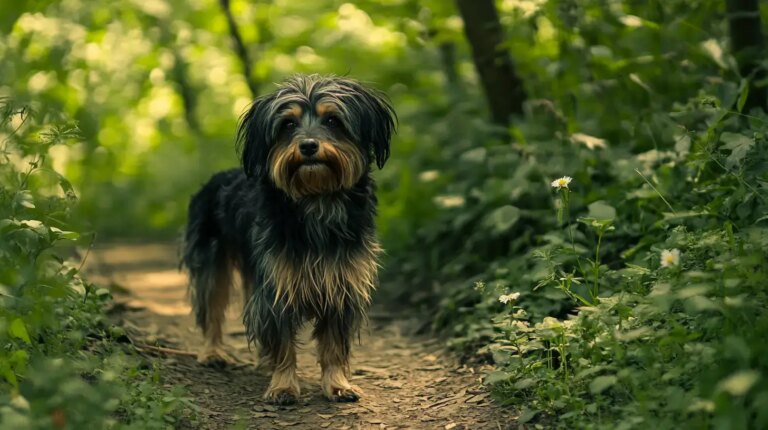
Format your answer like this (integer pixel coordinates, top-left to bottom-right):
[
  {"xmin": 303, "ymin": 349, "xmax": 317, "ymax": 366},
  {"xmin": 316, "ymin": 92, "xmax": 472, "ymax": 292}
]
[{"xmin": 299, "ymin": 139, "xmax": 319, "ymax": 156}]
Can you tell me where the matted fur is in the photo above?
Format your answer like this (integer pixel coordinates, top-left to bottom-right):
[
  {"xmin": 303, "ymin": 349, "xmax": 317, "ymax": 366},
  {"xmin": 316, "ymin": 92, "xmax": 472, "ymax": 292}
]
[
  {"xmin": 264, "ymin": 236, "xmax": 380, "ymax": 312},
  {"xmin": 181, "ymin": 74, "xmax": 396, "ymax": 405}
]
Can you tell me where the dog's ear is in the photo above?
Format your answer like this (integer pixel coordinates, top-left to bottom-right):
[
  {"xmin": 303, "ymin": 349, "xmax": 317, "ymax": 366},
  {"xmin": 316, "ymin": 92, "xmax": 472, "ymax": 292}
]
[
  {"xmin": 237, "ymin": 94, "xmax": 276, "ymax": 178},
  {"xmin": 345, "ymin": 81, "xmax": 397, "ymax": 169}
]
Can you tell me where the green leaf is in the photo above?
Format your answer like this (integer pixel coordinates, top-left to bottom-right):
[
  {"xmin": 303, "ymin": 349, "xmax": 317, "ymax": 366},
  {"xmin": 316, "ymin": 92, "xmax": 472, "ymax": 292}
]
[
  {"xmin": 518, "ymin": 408, "xmax": 540, "ymax": 424},
  {"xmin": 615, "ymin": 327, "xmax": 652, "ymax": 342},
  {"xmin": 57, "ymin": 172, "xmax": 77, "ymax": 200},
  {"xmin": 576, "ymin": 365, "xmax": 607, "ymax": 379},
  {"xmin": 50, "ymin": 226, "xmax": 80, "ymax": 241},
  {"xmin": 720, "ymin": 132, "xmax": 754, "ymax": 169},
  {"xmin": 718, "ymin": 370, "xmax": 760, "ymax": 396},
  {"xmin": 629, "ymin": 73, "xmax": 652, "ymax": 93},
  {"xmin": 459, "ymin": 147, "xmax": 486, "ymax": 163},
  {"xmin": 513, "ymin": 378, "xmax": 536, "ymax": 389},
  {"xmin": 14, "ymin": 191, "xmax": 35, "ymax": 209},
  {"xmin": 1, "ymin": 366, "xmax": 17, "ymax": 388},
  {"xmin": 587, "ymin": 201, "xmax": 616, "ymax": 221},
  {"xmin": 9, "ymin": 318, "xmax": 31, "ymax": 344},
  {"xmin": 737, "ymin": 80, "xmax": 749, "ymax": 112},
  {"xmin": 590, "ymin": 375, "xmax": 617, "ymax": 394},
  {"xmin": 484, "ymin": 370, "xmax": 511, "ymax": 385},
  {"xmin": 483, "ymin": 205, "xmax": 520, "ymax": 234}
]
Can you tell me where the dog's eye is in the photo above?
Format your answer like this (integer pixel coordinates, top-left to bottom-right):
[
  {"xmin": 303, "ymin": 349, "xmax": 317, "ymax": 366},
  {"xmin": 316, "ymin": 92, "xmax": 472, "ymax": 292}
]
[
  {"xmin": 323, "ymin": 116, "xmax": 340, "ymax": 128},
  {"xmin": 281, "ymin": 120, "xmax": 297, "ymax": 131}
]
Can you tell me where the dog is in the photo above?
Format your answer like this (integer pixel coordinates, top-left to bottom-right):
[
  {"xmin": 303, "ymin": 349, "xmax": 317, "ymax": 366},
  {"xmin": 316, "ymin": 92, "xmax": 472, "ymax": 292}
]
[{"xmin": 181, "ymin": 74, "xmax": 396, "ymax": 405}]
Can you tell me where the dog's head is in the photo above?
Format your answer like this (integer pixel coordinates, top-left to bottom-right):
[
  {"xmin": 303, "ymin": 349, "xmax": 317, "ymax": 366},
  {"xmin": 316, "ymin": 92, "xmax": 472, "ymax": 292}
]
[{"xmin": 236, "ymin": 74, "xmax": 396, "ymax": 200}]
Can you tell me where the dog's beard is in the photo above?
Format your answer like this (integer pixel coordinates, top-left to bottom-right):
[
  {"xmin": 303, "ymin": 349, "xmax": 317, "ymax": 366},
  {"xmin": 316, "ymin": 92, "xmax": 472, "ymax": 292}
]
[
  {"xmin": 270, "ymin": 141, "xmax": 365, "ymax": 200},
  {"xmin": 290, "ymin": 163, "xmax": 338, "ymax": 198}
]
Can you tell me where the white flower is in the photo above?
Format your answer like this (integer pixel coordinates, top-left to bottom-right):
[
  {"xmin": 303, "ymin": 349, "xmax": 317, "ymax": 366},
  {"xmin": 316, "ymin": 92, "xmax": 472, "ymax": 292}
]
[
  {"xmin": 660, "ymin": 249, "xmax": 681, "ymax": 268},
  {"xmin": 498, "ymin": 292, "xmax": 521, "ymax": 304},
  {"xmin": 551, "ymin": 176, "xmax": 572, "ymax": 190}
]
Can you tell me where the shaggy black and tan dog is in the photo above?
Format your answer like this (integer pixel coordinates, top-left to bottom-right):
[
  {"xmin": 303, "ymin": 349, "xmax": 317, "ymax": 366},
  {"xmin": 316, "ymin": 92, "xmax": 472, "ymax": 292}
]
[{"xmin": 181, "ymin": 74, "xmax": 396, "ymax": 405}]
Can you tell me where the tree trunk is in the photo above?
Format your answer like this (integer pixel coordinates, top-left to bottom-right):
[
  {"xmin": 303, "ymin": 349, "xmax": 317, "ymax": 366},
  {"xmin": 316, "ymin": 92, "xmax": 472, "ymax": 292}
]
[
  {"xmin": 726, "ymin": 0, "xmax": 766, "ymax": 111},
  {"xmin": 220, "ymin": 0, "xmax": 259, "ymax": 98},
  {"xmin": 456, "ymin": 0, "xmax": 526, "ymax": 126}
]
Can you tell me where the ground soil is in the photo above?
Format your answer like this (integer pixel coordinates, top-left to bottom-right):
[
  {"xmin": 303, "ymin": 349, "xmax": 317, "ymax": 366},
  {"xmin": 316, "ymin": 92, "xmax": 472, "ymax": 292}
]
[{"xmin": 87, "ymin": 243, "xmax": 518, "ymax": 430}]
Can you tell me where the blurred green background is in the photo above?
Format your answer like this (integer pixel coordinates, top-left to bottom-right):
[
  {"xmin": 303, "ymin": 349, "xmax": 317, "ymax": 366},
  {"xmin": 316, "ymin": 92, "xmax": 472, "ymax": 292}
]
[{"xmin": 1, "ymin": 0, "xmax": 489, "ymax": 243}]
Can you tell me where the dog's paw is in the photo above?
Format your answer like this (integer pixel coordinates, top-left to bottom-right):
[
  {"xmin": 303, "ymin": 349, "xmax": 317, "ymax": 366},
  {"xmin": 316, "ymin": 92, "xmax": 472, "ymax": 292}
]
[
  {"xmin": 326, "ymin": 385, "xmax": 362, "ymax": 403},
  {"xmin": 197, "ymin": 347, "xmax": 234, "ymax": 368},
  {"xmin": 264, "ymin": 387, "xmax": 299, "ymax": 406}
]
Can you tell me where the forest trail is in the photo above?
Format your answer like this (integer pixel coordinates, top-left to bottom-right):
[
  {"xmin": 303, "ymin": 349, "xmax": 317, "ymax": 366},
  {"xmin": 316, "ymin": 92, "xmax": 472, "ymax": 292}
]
[{"xmin": 86, "ymin": 244, "xmax": 517, "ymax": 430}]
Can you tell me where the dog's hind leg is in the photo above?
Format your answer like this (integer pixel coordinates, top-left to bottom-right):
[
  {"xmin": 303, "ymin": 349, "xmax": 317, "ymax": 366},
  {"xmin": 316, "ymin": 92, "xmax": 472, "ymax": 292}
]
[
  {"xmin": 189, "ymin": 254, "xmax": 235, "ymax": 367},
  {"xmin": 314, "ymin": 309, "xmax": 363, "ymax": 402}
]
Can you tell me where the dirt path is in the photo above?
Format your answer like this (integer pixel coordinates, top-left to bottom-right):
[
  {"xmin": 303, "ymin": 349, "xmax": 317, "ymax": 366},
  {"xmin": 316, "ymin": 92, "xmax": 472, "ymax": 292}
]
[{"xmin": 87, "ymin": 244, "xmax": 517, "ymax": 430}]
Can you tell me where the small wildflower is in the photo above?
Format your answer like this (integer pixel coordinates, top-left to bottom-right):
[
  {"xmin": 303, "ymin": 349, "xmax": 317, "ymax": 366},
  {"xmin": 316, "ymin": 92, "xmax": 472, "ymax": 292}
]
[
  {"xmin": 498, "ymin": 292, "xmax": 521, "ymax": 304},
  {"xmin": 660, "ymin": 249, "xmax": 681, "ymax": 268},
  {"xmin": 551, "ymin": 176, "xmax": 573, "ymax": 190},
  {"xmin": 474, "ymin": 281, "xmax": 486, "ymax": 291}
]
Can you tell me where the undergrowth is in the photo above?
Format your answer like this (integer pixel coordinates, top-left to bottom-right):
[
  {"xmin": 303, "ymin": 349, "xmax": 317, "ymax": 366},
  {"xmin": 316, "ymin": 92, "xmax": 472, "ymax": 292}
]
[
  {"xmin": 385, "ymin": 2, "xmax": 768, "ymax": 428},
  {"xmin": 0, "ymin": 100, "xmax": 196, "ymax": 429},
  {"xmin": 414, "ymin": 85, "xmax": 768, "ymax": 430}
]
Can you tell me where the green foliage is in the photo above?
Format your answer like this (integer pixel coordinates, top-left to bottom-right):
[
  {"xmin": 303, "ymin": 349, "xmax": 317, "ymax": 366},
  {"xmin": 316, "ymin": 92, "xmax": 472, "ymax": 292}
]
[
  {"xmin": 0, "ymin": 0, "xmax": 476, "ymax": 239},
  {"xmin": 3, "ymin": 0, "xmax": 768, "ymax": 428},
  {"xmin": 0, "ymin": 100, "xmax": 193, "ymax": 428},
  {"xmin": 381, "ymin": 1, "xmax": 768, "ymax": 428}
]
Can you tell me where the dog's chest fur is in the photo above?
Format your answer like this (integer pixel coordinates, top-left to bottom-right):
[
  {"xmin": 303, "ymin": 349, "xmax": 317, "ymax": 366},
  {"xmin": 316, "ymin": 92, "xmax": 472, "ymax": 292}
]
[{"xmin": 260, "ymin": 196, "xmax": 380, "ymax": 314}]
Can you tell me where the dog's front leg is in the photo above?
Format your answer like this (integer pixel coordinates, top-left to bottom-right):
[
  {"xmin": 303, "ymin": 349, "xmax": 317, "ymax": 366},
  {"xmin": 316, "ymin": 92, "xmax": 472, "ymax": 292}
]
[
  {"xmin": 263, "ymin": 340, "xmax": 300, "ymax": 405},
  {"xmin": 314, "ymin": 313, "xmax": 362, "ymax": 402},
  {"xmin": 257, "ymin": 308, "xmax": 301, "ymax": 405}
]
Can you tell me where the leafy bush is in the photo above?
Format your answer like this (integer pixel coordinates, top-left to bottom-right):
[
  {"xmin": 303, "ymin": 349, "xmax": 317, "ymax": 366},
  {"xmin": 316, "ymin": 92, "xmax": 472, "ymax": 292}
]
[
  {"xmin": 483, "ymin": 90, "xmax": 768, "ymax": 426},
  {"xmin": 383, "ymin": 1, "xmax": 768, "ymax": 428},
  {"xmin": 0, "ymin": 100, "xmax": 193, "ymax": 428}
]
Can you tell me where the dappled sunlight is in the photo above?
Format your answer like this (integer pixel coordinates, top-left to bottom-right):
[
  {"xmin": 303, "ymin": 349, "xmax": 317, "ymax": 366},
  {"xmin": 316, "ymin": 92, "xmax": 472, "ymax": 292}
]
[{"xmin": 117, "ymin": 269, "xmax": 190, "ymax": 316}]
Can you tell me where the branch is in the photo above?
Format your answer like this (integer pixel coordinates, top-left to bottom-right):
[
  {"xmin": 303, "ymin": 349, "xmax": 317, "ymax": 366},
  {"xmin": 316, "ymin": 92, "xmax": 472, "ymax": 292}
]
[
  {"xmin": 219, "ymin": 0, "xmax": 259, "ymax": 98},
  {"xmin": 170, "ymin": 48, "xmax": 201, "ymax": 132}
]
